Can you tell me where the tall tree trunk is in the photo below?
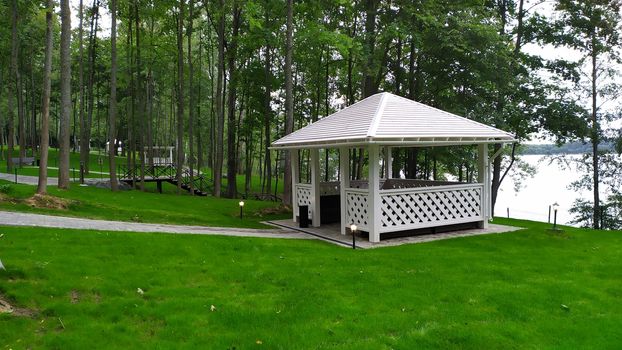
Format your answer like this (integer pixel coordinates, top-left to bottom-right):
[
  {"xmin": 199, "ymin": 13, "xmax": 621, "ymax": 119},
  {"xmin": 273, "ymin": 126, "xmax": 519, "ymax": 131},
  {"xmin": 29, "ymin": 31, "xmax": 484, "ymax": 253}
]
[
  {"xmin": 82, "ymin": 0, "xmax": 99, "ymax": 175},
  {"xmin": 147, "ymin": 71, "xmax": 154, "ymax": 167},
  {"xmin": 58, "ymin": 0, "xmax": 72, "ymax": 189},
  {"xmin": 282, "ymin": 0, "xmax": 294, "ymax": 205},
  {"xmin": 7, "ymin": 0, "xmax": 18, "ymax": 171},
  {"xmin": 196, "ymin": 27, "xmax": 204, "ymax": 171},
  {"xmin": 146, "ymin": 1, "xmax": 155, "ymax": 168},
  {"xmin": 226, "ymin": 2, "xmax": 241, "ymax": 198},
  {"xmin": 126, "ymin": 9, "xmax": 135, "ymax": 186},
  {"xmin": 490, "ymin": 0, "xmax": 525, "ymax": 216},
  {"xmin": 187, "ymin": 0, "xmax": 195, "ymax": 195},
  {"xmin": 394, "ymin": 36, "xmax": 402, "ymax": 95},
  {"xmin": 591, "ymin": 41, "xmax": 600, "ymax": 230},
  {"xmin": 0, "ymin": 69, "xmax": 5, "ymax": 161},
  {"xmin": 213, "ymin": 0, "xmax": 226, "ymax": 197},
  {"xmin": 361, "ymin": 0, "xmax": 379, "ymax": 97},
  {"xmin": 37, "ymin": 0, "xmax": 53, "ymax": 194},
  {"xmin": 29, "ymin": 53, "xmax": 36, "ymax": 156},
  {"xmin": 406, "ymin": 36, "xmax": 418, "ymax": 176},
  {"xmin": 78, "ymin": 0, "xmax": 86, "ymax": 173},
  {"xmin": 263, "ymin": 43, "xmax": 273, "ymax": 195},
  {"xmin": 135, "ymin": 0, "xmax": 146, "ymax": 190},
  {"xmin": 108, "ymin": 0, "xmax": 118, "ymax": 191},
  {"xmin": 10, "ymin": 4, "xmax": 25, "ymax": 163},
  {"xmin": 176, "ymin": 0, "xmax": 185, "ymax": 194},
  {"xmin": 16, "ymin": 42, "xmax": 25, "ymax": 163}
]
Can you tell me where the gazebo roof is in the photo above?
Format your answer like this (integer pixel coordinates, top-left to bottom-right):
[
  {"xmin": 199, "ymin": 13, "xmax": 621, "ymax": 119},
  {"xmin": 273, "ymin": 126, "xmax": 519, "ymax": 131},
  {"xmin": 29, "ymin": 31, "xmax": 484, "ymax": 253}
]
[{"xmin": 272, "ymin": 92, "xmax": 516, "ymax": 149}]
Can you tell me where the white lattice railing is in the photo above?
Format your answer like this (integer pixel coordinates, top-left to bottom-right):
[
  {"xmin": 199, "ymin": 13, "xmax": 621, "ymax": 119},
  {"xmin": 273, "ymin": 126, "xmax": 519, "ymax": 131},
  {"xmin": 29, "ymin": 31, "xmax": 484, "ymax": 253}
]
[
  {"xmin": 295, "ymin": 184, "xmax": 313, "ymax": 219},
  {"xmin": 345, "ymin": 188, "xmax": 370, "ymax": 231},
  {"xmin": 379, "ymin": 183, "xmax": 483, "ymax": 233}
]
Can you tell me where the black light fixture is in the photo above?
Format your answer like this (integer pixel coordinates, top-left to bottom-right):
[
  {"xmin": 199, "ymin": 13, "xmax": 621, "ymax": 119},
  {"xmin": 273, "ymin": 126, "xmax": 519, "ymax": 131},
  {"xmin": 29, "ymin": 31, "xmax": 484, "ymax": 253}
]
[
  {"xmin": 350, "ymin": 223, "xmax": 357, "ymax": 249},
  {"xmin": 552, "ymin": 202, "xmax": 559, "ymax": 230},
  {"xmin": 239, "ymin": 201, "xmax": 245, "ymax": 219}
]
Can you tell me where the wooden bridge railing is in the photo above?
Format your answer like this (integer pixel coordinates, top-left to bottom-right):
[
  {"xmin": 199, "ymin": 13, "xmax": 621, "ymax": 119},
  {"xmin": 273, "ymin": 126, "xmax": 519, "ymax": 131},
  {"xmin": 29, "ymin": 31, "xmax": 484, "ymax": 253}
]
[{"xmin": 119, "ymin": 164, "xmax": 212, "ymax": 194}]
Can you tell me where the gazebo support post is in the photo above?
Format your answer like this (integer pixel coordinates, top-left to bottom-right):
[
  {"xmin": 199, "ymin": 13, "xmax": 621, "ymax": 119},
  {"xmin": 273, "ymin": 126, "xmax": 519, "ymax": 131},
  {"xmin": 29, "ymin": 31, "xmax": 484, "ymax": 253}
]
[
  {"xmin": 368, "ymin": 144, "xmax": 381, "ymax": 243},
  {"xmin": 339, "ymin": 147, "xmax": 350, "ymax": 235},
  {"xmin": 291, "ymin": 149, "xmax": 299, "ymax": 222},
  {"xmin": 478, "ymin": 144, "xmax": 490, "ymax": 228},
  {"xmin": 310, "ymin": 148, "xmax": 321, "ymax": 227},
  {"xmin": 385, "ymin": 147, "xmax": 393, "ymax": 179}
]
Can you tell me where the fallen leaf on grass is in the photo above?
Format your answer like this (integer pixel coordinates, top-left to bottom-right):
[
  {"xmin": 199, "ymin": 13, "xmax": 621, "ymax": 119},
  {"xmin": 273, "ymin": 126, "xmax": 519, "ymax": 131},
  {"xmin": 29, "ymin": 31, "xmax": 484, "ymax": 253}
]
[
  {"xmin": 561, "ymin": 304, "xmax": 570, "ymax": 311},
  {"xmin": 137, "ymin": 288, "xmax": 144, "ymax": 295},
  {"xmin": 210, "ymin": 305, "xmax": 217, "ymax": 311}
]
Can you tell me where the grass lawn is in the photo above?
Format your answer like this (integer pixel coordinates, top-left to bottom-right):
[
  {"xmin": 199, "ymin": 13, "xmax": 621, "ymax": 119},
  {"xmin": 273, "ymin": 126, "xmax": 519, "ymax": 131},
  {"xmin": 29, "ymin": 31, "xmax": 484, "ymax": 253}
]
[
  {"xmin": 1, "ymin": 147, "xmax": 284, "ymax": 194},
  {"xmin": 2, "ymin": 148, "xmax": 126, "ymax": 177},
  {"xmin": 0, "ymin": 218, "xmax": 621, "ymax": 348},
  {"xmin": 0, "ymin": 180, "xmax": 288, "ymax": 229}
]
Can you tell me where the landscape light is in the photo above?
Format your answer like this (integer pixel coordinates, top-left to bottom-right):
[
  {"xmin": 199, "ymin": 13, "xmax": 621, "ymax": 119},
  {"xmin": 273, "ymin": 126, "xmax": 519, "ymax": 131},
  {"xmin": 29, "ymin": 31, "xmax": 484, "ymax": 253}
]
[
  {"xmin": 552, "ymin": 202, "xmax": 559, "ymax": 230},
  {"xmin": 239, "ymin": 201, "xmax": 245, "ymax": 219},
  {"xmin": 350, "ymin": 224, "xmax": 357, "ymax": 249}
]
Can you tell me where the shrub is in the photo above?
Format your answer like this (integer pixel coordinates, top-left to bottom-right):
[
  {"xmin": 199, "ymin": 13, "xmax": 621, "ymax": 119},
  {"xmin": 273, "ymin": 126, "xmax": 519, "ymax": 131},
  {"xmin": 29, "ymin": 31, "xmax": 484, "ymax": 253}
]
[{"xmin": 0, "ymin": 184, "xmax": 13, "ymax": 195}]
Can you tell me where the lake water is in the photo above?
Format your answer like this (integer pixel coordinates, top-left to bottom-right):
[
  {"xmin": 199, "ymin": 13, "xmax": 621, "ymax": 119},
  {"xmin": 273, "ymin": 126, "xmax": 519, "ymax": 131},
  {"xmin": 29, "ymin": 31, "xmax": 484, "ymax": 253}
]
[{"xmin": 494, "ymin": 154, "xmax": 590, "ymax": 225}]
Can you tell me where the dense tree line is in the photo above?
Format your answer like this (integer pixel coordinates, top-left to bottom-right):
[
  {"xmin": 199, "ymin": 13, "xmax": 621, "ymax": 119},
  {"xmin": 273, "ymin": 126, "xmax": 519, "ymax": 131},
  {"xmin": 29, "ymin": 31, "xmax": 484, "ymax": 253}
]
[{"xmin": 0, "ymin": 0, "xmax": 620, "ymax": 228}]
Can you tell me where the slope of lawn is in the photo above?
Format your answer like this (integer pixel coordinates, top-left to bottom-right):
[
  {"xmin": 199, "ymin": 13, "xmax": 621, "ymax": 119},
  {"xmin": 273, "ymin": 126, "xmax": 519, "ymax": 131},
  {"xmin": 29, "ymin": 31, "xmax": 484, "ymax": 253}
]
[
  {"xmin": 0, "ymin": 219, "xmax": 621, "ymax": 349},
  {"xmin": 0, "ymin": 180, "xmax": 288, "ymax": 229}
]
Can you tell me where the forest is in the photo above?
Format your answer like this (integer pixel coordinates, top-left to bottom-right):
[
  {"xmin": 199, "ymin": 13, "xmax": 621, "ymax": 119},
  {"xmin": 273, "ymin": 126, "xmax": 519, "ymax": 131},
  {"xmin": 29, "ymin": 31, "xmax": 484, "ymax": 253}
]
[{"xmin": 0, "ymin": 0, "xmax": 621, "ymax": 229}]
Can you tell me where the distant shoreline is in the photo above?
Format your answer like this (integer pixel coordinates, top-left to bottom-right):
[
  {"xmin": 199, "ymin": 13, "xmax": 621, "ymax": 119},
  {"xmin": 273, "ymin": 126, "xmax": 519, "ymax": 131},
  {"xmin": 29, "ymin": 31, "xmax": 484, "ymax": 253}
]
[{"xmin": 521, "ymin": 142, "xmax": 614, "ymax": 155}]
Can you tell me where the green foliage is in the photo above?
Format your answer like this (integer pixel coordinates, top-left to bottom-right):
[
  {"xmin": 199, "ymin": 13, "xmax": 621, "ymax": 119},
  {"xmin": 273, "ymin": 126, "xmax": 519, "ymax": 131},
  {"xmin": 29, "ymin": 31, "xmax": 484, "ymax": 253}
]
[
  {"xmin": 0, "ymin": 184, "xmax": 12, "ymax": 194},
  {"xmin": 570, "ymin": 196, "xmax": 622, "ymax": 230}
]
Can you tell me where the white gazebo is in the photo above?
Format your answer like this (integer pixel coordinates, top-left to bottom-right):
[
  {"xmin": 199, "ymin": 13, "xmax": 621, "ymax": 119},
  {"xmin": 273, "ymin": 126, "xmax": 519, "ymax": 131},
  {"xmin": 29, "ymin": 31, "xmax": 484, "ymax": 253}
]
[{"xmin": 271, "ymin": 92, "xmax": 516, "ymax": 243}]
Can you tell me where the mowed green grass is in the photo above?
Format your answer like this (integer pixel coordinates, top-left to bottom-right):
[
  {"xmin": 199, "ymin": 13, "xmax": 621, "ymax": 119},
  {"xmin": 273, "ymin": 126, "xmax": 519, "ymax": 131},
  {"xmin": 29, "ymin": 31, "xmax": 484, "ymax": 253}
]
[
  {"xmin": 0, "ymin": 180, "xmax": 288, "ymax": 229},
  {"xmin": 1, "ymin": 147, "xmax": 284, "ymax": 194},
  {"xmin": 2, "ymin": 147, "xmax": 126, "ymax": 178},
  {"xmin": 0, "ymin": 218, "xmax": 621, "ymax": 349}
]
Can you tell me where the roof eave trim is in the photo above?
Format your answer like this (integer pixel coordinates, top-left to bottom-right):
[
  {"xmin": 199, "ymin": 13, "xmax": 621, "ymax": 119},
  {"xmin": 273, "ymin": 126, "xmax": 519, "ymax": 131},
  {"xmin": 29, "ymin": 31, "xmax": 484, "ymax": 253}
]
[{"xmin": 270, "ymin": 137, "xmax": 517, "ymax": 149}]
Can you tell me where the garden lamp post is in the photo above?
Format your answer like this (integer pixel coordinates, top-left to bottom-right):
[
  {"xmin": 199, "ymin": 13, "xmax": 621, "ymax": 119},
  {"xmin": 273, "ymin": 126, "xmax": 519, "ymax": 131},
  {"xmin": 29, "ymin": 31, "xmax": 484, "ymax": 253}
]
[
  {"xmin": 239, "ymin": 201, "xmax": 245, "ymax": 220},
  {"xmin": 350, "ymin": 224, "xmax": 357, "ymax": 249},
  {"xmin": 552, "ymin": 202, "xmax": 559, "ymax": 230},
  {"xmin": 98, "ymin": 157, "xmax": 103, "ymax": 180}
]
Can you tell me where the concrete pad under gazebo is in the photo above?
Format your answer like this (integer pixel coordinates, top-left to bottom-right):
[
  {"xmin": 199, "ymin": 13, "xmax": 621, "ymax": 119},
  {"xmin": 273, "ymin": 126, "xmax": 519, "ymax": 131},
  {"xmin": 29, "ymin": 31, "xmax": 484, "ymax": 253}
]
[{"xmin": 271, "ymin": 92, "xmax": 516, "ymax": 243}]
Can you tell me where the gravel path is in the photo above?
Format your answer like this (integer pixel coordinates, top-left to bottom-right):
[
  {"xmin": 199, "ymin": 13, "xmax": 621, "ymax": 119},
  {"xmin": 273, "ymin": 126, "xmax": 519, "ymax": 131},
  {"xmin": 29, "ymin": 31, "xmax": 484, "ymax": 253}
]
[
  {"xmin": 0, "ymin": 211, "xmax": 307, "ymax": 239},
  {"xmin": 0, "ymin": 173, "xmax": 54, "ymax": 186}
]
